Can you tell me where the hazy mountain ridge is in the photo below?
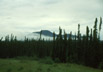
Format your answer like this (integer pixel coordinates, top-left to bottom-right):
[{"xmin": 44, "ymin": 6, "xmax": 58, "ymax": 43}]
[
  {"xmin": 33, "ymin": 30, "xmax": 55, "ymax": 37},
  {"xmin": 33, "ymin": 30, "xmax": 75, "ymax": 38}
]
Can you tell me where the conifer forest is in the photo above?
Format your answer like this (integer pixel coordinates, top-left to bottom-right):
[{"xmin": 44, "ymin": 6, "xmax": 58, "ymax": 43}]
[{"xmin": 0, "ymin": 17, "xmax": 103, "ymax": 69}]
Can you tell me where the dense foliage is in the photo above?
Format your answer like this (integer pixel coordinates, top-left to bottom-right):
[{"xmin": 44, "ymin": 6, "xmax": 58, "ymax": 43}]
[{"xmin": 0, "ymin": 17, "xmax": 103, "ymax": 69}]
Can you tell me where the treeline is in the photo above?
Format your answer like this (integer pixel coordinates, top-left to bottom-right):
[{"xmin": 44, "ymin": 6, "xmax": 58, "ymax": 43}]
[
  {"xmin": 52, "ymin": 17, "xmax": 103, "ymax": 68},
  {"xmin": 0, "ymin": 17, "xmax": 103, "ymax": 69}
]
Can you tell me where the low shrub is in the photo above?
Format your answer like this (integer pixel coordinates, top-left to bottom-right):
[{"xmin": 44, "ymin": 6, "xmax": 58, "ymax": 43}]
[
  {"xmin": 98, "ymin": 61, "xmax": 103, "ymax": 69},
  {"xmin": 15, "ymin": 56, "xmax": 39, "ymax": 60},
  {"xmin": 54, "ymin": 58, "xmax": 61, "ymax": 63},
  {"xmin": 39, "ymin": 57, "xmax": 54, "ymax": 64},
  {"xmin": 18, "ymin": 66, "xmax": 24, "ymax": 71},
  {"xmin": 7, "ymin": 68, "xmax": 12, "ymax": 72}
]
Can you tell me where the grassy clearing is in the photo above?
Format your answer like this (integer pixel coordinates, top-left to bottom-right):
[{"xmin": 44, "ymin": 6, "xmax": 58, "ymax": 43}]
[{"xmin": 0, "ymin": 58, "xmax": 103, "ymax": 72}]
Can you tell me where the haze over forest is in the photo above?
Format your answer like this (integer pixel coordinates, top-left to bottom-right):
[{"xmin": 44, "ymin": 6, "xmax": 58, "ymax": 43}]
[{"xmin": 0, "ymin": 0, "xmax": 103, "ymax": 39}]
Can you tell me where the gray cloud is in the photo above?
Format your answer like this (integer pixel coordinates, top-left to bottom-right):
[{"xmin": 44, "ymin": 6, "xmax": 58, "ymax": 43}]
[
  {"xmin": 0, "ymin": 0, "xmax": 103, "ymax": 39},
  {"xmin": 42, "ymin": 0, "xmax": 60, "ymax": 5}
]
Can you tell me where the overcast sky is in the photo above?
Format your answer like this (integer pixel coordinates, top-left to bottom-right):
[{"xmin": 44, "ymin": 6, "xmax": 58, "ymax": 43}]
[{"xmin": 0, "ymin": 0, "xmax": 103, "ymax": 39}]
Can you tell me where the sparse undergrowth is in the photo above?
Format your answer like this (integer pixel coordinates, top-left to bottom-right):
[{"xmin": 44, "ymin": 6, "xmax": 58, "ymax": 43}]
[
  {"xmin": 0, "ymin": 58, "xmax": 103, "ymax": 72},
  {"xmin": 39, "ymin": 57, "xmax": 54, "ymax": 64}
]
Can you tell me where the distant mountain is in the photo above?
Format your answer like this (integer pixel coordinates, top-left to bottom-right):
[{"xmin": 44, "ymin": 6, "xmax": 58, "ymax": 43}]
[
  {"xmin": 33, "ymin": 30, "xmax": 75, "ymax": 38},
  {"xmin": 33, "ymin": 30, "xmax": 55, "ymax": 37}
]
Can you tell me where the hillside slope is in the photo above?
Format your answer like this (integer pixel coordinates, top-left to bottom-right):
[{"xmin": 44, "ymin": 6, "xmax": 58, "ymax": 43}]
[{"xmin": 0, "ymin": 59, "xmax": 102, "ymax": 72}]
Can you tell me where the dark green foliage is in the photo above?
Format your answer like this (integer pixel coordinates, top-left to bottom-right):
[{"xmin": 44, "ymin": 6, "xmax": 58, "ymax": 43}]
[
  {"xmin": 36, "ymin": 67, "xmax": 42, "ymax": 72},
  {"xmin": 99, "ymin": 61, "xmax": 103, "ymax": 69},
  {"xmin": 40, "ymin": 30, "xmax": 42, "ymax": 40},
  {"xmin": 86, "ymin": 26, "xmax": 89, "ymax": 41},
  {"xmin": 93, "ymin": 18, "xmax": 98, "ymax": 41},
  {"xmin": 0, "ymin": 37, "xmax": 3, "ymax": 41},
  {"xmin": 0, "ymin": 17, "xmax": 103, "ymax": 69},
  {"xmin": 90, "ymin": 29, "xmax": 93, "ymax": 42},
  {"xmin": 99, "ymin": 17, "xmax": 102, "ymax": 32},
  {"xmin": 39, "ymin": 57, "xmax": 54, "ymax": 64},
  {"xmin": 18, "ymin": 67, "xmax": 24, "ymax": 71},
  {"xmin": 47, "ymin": 68, "xmax": 51, "ymax": 72},
  {"xmin": 99, "ymin": 17, "xmax": 102, "ymax": 40},
  {"xmin": 77, "ymin": 24, "xmax": 81, "ymax": 40},
  {"xmin": 7, "ymin": 68, "xmax": 12, "ymax": 72},
  {"xmin": 52, "ymin": 32, "xmax": 56, "ymax": 60},
  {"xmin": 54, "ymin": 58, "xmax": 61, "ymax": 63}
]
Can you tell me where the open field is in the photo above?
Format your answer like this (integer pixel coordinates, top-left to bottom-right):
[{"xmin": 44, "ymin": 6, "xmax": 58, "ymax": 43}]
[{"xmin": 0, "ymin": 58, "xmax": 103, "ymax": 72}]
